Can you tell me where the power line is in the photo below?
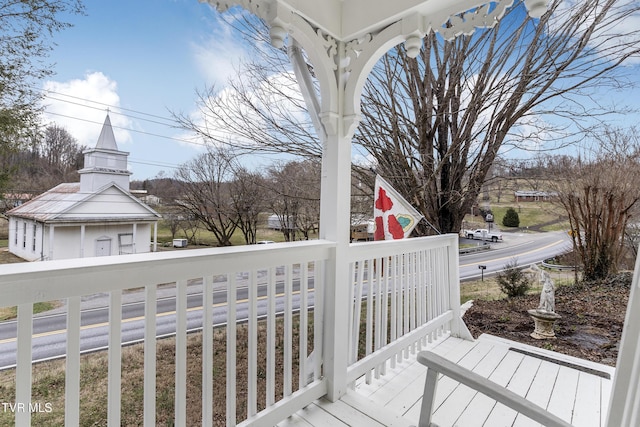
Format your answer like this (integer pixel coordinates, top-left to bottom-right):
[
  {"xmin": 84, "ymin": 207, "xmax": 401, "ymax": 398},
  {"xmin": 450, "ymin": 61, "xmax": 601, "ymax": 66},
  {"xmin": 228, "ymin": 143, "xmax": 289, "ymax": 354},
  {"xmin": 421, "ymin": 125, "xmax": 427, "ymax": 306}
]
[
  {"xmin": 43, "ymin": 111, "xmax": 207, "ymax": 148},
  {"xmin": 37, "ymin": 86, "xmax": 178, "ymax": 123},
  {"xmin": 44, "ymin": 95, "xmax": 178, "ymax": 129},
  {"xmin": 36, "ymin": 84, "xmax": 210, "ymax": 150}
]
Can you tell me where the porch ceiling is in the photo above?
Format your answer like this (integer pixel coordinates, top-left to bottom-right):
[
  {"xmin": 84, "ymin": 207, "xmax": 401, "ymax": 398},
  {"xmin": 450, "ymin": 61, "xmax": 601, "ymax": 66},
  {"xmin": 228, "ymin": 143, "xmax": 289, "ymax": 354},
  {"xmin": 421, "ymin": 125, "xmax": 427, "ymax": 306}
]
[
  {"xmin": 279, "ymin": 0, "xmax": 497, "ymax": 41},
  {"xmin": 206, "ymin": 0, "xmax": 548, "ymax": 45}
]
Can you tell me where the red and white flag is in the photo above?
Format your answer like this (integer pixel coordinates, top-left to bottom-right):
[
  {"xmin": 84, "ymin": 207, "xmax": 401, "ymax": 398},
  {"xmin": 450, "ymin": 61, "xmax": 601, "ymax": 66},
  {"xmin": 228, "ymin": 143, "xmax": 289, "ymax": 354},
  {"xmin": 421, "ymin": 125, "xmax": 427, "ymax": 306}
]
[{"xmin": 373, "ymin": 175, "xmax": 423, "ymax": 240}]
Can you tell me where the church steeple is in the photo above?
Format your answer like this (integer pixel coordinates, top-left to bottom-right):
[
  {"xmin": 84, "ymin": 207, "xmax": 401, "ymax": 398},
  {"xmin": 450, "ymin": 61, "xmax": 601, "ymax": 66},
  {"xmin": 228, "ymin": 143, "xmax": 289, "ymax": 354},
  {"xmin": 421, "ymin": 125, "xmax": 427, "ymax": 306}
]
[
  {"xmin": 78, "ymin": 114, "xmax": 132, "ymax": 192},
  {"xmin": 95, "ymin": 114, "xmax": 119, "ymax": 150}
]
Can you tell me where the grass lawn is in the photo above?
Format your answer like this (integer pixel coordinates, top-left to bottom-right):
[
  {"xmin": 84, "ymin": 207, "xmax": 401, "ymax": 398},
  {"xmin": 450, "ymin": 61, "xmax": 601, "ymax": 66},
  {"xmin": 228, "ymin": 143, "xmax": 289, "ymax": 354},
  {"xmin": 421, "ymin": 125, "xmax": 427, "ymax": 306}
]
[
  {"xmin": 0, "ymin": 302, "xmax": 60, "ymax": 322},
  {"xmin": 155, "ymin": 223, "xmax": 315, "ymax": 247},
  {"xmin": 465, "ymin": 201, "xmax": 568, "ymax": 232},
  {"xmin": 0, "ymin": 315, "xmax": 312, "ymax": 427}
]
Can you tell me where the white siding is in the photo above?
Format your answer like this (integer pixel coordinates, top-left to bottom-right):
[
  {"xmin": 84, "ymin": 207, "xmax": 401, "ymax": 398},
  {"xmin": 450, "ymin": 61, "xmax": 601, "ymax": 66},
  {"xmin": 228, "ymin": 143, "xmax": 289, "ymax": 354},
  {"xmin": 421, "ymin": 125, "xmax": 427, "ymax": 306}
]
[
  {"xmin": 50, "ymin": 223, "xmax": 154, "ymax": 260},
  {"xmin": 9, "ymin": 221, "xmax": 155, "ymax": 261},
  {"xmin": 8, "ymin": 219, "xmax": 43, "ymax": 262}
]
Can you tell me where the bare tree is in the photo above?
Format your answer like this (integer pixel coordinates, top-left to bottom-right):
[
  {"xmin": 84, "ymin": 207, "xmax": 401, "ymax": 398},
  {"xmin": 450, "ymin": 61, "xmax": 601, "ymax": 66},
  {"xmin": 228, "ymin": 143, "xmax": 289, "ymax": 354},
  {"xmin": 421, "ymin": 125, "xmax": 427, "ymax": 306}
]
[
  {"xmin": 265, "ymin": 160, "xmax": 320, "ymax": 241},
  {"xmin": 0, "ymin": 0, "xmax": 84, "ymax": 180},
  {"xmin": 548, "ymin": 128, "xmax": 640, "ymax": 281},
  {"xmin": 175, "ymin": 147, "xmax": 239, "ymax": 247},
  {"xmin": 40, "ymin": 124, "xmax": 84, "ymax": 178},
  {"xmin": 229, "ymin": 167, "xmax": 266, "ymax": 244},
  {"xmin": 356, "ymin": 0, "xmax": 640, "ymax": 234},
  {"xmin": 175, "ymin": 0, "xmax": 640, "ymax": 235},
  {"xmin": 4, "ymin": 123, "xmax": 85, "ymax": 194},
  {"xmin": 158, "ymin": 207, "xmax": 182, "ymax": 240}
]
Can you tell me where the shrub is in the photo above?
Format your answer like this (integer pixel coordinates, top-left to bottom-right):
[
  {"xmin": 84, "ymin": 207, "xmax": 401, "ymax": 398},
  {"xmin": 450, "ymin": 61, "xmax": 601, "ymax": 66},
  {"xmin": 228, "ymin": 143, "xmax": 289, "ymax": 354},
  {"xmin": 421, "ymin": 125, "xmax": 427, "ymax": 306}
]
[
  {"xmin": 502, "ymin": 207, "xmax": 520, "ymax": 227},
  {"xmin": 496, "ymin": 259, "xmax": 531, "ymax": 298}
]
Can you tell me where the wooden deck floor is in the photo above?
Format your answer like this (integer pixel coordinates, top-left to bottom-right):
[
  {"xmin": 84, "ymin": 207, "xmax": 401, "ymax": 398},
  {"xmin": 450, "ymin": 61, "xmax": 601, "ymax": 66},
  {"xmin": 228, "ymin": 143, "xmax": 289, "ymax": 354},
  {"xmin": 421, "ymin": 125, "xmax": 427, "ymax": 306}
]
[{"xmin": 278, "ymin": 334, "xmax": 615, "ymax": 427}]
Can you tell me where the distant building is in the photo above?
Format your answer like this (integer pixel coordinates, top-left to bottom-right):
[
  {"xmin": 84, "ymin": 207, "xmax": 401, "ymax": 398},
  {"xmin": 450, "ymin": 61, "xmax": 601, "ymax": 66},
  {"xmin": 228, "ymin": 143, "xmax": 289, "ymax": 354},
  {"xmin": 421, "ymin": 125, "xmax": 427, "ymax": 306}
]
[
  {"xmin": 130, "ymin": 189, "xmax": 161, "ymax": 206},
  {"xmin": 0, "ymin": 192, "xmax": 34, "ymax": 211},
  {"xmin": 514, "ymin": 190, "xmax": 558, "ymax": 202},
  {"xmin": 7, "ymin": 115, "xmax": 161, "ymax": 261},
  {"xmin": 267, "ymin": 214, "xmax": 295, "ymax": 230}
]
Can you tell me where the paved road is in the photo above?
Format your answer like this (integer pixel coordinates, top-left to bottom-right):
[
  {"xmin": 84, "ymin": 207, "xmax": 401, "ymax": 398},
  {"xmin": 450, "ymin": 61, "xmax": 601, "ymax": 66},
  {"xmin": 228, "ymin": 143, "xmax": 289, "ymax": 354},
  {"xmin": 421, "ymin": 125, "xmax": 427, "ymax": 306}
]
[
  {"xmin": 0, "ymin": 230, "xmax": 571, "ymax": 369},
  {"xmin": 459, "ymin": 230, "xmax": 572, "ymax": 280}
]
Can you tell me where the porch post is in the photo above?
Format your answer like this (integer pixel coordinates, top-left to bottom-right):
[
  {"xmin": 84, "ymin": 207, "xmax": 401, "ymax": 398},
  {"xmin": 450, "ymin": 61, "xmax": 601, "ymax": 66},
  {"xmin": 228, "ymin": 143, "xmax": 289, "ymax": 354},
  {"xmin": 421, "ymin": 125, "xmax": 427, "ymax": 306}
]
[
  {"xmin": 80, "ymin": 225, "xmax": 85, "ymax": 258},
  {"xmin": 319, "ymin": 40, "xmax": 359, "ymax": 402},
  {"xmin": 153, "ymin": 222, "xmax": 158, "ymax": 252},
  {"xmin": 132, "ymin": 223, "xmax": 137, "ymax": 254},
  {"xmin": 289, "ymin": 36, "xmax": 354, "ymax": 400},
  {"xmin": 319, "ymin": 132, "xmax": 353, "ymax": 402},
  {"xmin": 48, "ymin": 225, "xmax": 55, "ymax": 260},
  {"xmin": 607, "ymin": 247, "xmax": 640, "ymax": 426}
]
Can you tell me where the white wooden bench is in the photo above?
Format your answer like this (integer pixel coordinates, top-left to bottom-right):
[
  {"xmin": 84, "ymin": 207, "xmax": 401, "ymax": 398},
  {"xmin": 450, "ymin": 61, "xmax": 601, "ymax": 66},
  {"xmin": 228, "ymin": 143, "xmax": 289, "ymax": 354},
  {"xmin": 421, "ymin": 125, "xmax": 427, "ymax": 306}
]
[{"xmin": 417, "ymin": 254, "xmax": 640, "ymax": 427}]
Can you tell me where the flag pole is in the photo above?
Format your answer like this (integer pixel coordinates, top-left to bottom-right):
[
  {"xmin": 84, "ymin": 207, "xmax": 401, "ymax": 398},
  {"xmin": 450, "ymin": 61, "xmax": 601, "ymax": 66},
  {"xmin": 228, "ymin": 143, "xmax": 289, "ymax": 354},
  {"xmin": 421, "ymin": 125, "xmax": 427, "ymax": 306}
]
[{"xmin": 420, "ymin": 217, "xmax": 441, "ymax": 235}]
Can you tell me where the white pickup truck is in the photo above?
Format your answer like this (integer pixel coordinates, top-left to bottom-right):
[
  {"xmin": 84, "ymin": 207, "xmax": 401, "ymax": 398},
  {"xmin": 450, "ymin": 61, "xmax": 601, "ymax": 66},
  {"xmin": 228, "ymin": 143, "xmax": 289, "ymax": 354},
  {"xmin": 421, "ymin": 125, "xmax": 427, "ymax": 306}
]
[{"xmin": 464, "ymin": 228, "xmax": 503, "ymax": 242}]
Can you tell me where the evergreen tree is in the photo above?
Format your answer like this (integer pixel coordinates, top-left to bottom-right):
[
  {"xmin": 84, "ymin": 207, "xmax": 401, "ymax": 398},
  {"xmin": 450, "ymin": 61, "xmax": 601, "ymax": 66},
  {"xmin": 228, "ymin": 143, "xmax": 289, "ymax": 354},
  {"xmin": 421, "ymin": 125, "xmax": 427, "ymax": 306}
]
[{"xmin": 502, "ymin": 207, "xmax": 520, "ymax": 228}]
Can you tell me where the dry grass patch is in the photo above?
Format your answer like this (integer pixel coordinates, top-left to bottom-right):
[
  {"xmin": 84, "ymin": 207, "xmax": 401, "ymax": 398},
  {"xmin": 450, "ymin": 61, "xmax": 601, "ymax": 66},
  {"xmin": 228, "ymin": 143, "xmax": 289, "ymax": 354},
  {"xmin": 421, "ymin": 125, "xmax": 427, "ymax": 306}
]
[
  {"xmin": 461, "ymin": 270, "xmax": 577, "ymax": 303},
  {"xmin": 0, "ymin": 315, "xmax": 313, "ymax": 426}
]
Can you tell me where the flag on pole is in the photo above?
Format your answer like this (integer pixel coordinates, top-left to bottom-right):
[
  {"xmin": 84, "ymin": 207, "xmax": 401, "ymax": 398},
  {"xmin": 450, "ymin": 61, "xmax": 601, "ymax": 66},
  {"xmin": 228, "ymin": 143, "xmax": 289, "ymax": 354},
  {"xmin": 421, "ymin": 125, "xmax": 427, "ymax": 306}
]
[{"xmin": 373, "ymin": 175, "xmax": 423, "ymax": 240}]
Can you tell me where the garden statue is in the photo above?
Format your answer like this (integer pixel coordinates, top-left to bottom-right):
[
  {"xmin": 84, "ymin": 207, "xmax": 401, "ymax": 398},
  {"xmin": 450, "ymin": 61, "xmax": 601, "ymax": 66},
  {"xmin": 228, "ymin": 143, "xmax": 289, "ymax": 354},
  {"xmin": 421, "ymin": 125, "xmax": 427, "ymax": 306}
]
[
  {"xmin": 527, "ymin": 264, "xmax": 561, "ymax": 339},
  {"xmin": 537, "ymin": 270, "xmax": 555, "ymax": 313}
]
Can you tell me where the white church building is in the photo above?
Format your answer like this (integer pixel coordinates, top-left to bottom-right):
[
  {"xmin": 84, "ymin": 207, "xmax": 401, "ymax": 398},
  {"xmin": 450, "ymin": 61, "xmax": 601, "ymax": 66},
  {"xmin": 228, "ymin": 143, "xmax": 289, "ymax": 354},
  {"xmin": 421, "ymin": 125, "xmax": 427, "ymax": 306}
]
[{"xmin": 7, "ymin": 115, "xmax": 161, "ymax": 261}]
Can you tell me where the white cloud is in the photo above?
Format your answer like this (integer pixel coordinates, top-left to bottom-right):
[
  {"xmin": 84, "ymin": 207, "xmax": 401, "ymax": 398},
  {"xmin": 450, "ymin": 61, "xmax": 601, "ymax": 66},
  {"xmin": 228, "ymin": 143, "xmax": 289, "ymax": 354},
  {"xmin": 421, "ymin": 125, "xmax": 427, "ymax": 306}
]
[
  {"xmin": 191, "ymin": 13, "xmax": 252, "ymax": 85},
  {"xmin": 184, "ymin": 70, "xmax": 314, "ymax": 151},
  {"xmin": 42, "ymin": 71, "xmax": 133, "ymax": 148}
]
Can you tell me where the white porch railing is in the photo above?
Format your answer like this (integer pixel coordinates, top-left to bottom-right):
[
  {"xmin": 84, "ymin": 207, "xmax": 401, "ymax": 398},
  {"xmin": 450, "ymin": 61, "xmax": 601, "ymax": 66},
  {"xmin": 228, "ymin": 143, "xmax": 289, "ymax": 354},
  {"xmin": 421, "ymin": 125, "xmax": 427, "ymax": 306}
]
[
  {"xmin": 0, "ymin": 234, "xmax": 465, "ymax": 426},
  {"xmin": 346, "ymin": 234, "xmax": 471, "ymax": 385}
]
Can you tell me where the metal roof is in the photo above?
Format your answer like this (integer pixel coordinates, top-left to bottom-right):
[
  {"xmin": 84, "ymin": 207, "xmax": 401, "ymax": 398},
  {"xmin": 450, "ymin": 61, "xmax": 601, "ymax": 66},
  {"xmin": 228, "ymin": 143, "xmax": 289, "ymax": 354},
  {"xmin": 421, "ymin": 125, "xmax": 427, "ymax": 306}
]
[{"xmin": 7, "ymin": 182, "xmax": 160, "ymax": 224}]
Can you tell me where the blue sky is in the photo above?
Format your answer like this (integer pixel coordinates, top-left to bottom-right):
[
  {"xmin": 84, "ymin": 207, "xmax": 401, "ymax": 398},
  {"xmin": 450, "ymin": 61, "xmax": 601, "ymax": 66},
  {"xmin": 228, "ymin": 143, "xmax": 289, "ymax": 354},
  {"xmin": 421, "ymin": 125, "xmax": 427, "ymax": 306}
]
[
  {"xmin": 42, "ymin": 0, "xmax": 640, "ymax": 180},
  {"xmin": 42, "ymin": 0, "xmax": 249, "ymax": 180}
]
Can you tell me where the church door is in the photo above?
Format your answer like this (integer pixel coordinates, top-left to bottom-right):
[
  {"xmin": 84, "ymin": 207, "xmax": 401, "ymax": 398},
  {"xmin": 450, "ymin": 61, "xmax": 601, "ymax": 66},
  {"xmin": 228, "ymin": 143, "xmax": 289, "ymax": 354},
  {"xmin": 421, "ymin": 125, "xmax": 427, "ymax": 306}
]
[{"xmin": 96, "ymin": 237, "xmax": 112, "ymax": 256}]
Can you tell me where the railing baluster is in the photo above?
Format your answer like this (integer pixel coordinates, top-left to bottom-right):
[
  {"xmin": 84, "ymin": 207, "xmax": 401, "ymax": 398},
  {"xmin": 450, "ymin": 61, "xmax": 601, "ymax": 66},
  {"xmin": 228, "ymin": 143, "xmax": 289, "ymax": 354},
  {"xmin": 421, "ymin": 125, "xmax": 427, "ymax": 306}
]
[
  {"xmin": 175, "ymin": 280, "xmax": 187, "ymax": 426},
  {"xmin": 266, "ymin": 267, "xmax": 276, "ymax": 406},
  {"xmin": 313, "ymin": 260, "xmax": 324, "ymax": 381},
  {"xmin": 374, "ymin": 256, "xmax": 382, "ymax": 379},
  {"xmin": 351, "ymin": 260, "xmax": 365, "ymax": 363},
  {"xmin": 227, "ymin": 274, "xmax": 237, "ymax": 427},
  {"xmin": 403, "ymin": 253, "xmax": 410, "ymax": 359},
  {"xmin": 65, "ymin": 296, "xmax": 81, "ymax": 427},
  {"xmin": 420, "ymin": 250, "xmax": 426, "ymax": 324},
  {"xmin": 439, "ymin": 247, "xmax": 447, "ymax": 335},
  {"xmin": 347, "ymin": 260, "xmax": 356, "ymax": 366},
  {"xmin": 390, "ymin": 254, "xmax": 398, "ymax": 367},
  {"xmin": 429, "ymin": 249, "xmax": 436, "ymax": 320},
  {"xmin": 409, "ymin": 252, "xmax": 416, "ymax": 336},
  {"xmin": 380, "ymin": 256, "xmax": 389, "ymax": 375},
  {"xmin": 248, "ymin": 270, "xmax": 258, "ymax": 417},
  {"xmin": 144, "ymin": 285, "xmax": 157, "ymax": 427},
  {"xmin": 299, "ymin": 262, "xmax": 309, "ymax": 389},
  {"xmin": 108, "ymin": 290, "xmax": 122, "ymax": 427},
  {"xmin": 365, "ymin": 258, "xmax": 374, "ymax": 383},
  {"xmin": 202, "ymin": 276, "xmax": 214, "ymax": 427},
  {"xmin": 15, "ymin": 303, "xmax": 33, "ymax": 427},
  {"xmin": 284, "ymin": 264, "xmax": 293, "ymax": 397}
]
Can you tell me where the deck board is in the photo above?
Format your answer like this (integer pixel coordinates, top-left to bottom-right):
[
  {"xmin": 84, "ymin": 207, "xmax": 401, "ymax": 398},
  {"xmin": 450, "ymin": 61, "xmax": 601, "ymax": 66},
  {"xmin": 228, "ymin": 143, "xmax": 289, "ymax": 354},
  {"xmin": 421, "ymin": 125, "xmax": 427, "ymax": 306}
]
[
  {"xmin": 437, "ymin": 344, "xmax": 512, "ymax": 426},
  {"xmin": 545, "ymin": 363, "xmax": 580, "ymax": 424},
  {"xmin": 483, "ymin": 353, "xmax": 542, "ymax": 426},
  {"xmin": 512, "ymin": 360, "xmax": 561, "ymax": 427},
  {"xmin": 571, "ymin": 371, "xmax": 604, "ymax": 427},
  {"xmin": 285, "ymin": 334, "xmax": 615, "ymax": 427}
]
